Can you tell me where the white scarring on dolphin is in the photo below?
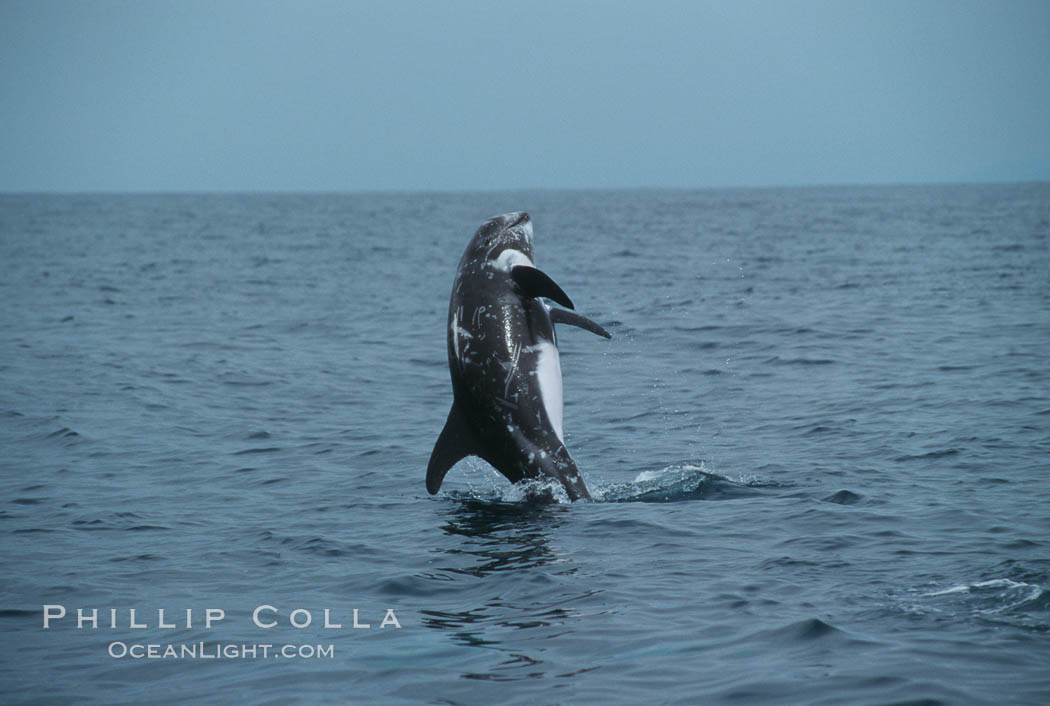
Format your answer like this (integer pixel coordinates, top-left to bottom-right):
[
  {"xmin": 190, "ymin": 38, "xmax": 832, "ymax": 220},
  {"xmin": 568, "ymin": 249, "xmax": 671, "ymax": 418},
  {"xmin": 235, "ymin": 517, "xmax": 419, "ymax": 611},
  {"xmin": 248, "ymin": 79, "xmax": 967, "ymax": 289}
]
[{"xmin": 427, "ymin": 212, "xmax": 612, "ymax": 501}]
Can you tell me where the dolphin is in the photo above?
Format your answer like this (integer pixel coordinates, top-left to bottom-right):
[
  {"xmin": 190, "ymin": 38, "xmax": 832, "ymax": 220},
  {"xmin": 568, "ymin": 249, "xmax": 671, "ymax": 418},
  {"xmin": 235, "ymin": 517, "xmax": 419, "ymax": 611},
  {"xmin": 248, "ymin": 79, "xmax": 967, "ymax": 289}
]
[{"xmin": 426, "ymin": 212, "xmax": 611, "ymax": 501}]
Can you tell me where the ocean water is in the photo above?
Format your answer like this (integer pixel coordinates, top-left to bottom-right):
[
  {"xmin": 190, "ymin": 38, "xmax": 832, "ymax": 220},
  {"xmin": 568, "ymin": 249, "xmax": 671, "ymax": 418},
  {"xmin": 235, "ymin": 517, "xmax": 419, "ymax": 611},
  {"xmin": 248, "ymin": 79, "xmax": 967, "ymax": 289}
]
[{"xmin": 1, "ymin": 185, "xmax": 1048, "ymax": 704}]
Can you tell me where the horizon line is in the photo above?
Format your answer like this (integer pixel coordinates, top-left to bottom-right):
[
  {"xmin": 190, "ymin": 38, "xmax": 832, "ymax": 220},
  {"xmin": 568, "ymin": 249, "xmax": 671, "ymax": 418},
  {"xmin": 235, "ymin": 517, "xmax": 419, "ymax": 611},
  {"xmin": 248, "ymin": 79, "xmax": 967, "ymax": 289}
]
[{"xmin": 2, "ymin": 178, "xmax": 1048, "ymax": 198}]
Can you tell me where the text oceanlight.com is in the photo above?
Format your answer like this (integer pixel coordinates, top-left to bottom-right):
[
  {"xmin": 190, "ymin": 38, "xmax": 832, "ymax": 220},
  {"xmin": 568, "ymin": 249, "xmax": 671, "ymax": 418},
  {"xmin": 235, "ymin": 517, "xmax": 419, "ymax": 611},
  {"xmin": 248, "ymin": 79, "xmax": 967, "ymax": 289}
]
[{"xmin": 107, "ymin": 642, "xmax": 335, "ymax": 660}]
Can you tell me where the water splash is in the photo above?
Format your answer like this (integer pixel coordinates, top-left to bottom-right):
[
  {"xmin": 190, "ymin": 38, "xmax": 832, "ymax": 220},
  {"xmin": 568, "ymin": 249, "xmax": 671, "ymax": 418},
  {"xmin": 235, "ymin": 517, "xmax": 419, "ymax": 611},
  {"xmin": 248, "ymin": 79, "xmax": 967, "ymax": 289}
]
[
  {"xmin": 438, "ymin": 461, "xmax": 764, "ymax": 505},
  {"xmin": 921, "ymin": 578, "xmax": 1046, "ymax": 614},
  {"xmin": 593, "ymin": 462, "xmax": 765, "ymax": 503},
  {"xmin": 900, "ymin": 576, "xmax": 1050, "ymax": 632}
]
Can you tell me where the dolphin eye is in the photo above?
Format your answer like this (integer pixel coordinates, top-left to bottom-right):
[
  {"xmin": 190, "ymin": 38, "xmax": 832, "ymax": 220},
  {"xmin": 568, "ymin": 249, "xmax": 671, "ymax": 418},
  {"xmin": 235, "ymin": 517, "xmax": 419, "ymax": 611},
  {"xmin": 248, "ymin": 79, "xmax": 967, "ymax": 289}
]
[{"xmin": 481, "ymin": 222, "xmax": 502, "ymax": 240}]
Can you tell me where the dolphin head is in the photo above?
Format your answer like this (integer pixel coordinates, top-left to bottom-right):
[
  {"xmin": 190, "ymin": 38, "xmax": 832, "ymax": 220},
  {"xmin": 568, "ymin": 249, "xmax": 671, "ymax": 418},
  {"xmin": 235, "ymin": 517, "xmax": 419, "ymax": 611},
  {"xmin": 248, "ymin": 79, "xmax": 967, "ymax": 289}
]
[{"xmin": 462, "ymin": 211, "xmax": 535, "ymax": 266}]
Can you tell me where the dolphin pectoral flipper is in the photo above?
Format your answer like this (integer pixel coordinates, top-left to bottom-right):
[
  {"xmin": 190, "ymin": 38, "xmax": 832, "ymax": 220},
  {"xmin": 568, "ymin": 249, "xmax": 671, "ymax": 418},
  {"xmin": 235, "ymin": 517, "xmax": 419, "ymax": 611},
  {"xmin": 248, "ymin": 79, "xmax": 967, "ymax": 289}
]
[
  {"xmin": 426, "ymin": 400, "xmax": 480, "ymax": 494},
  {"xmin": 549, "ymin": 308, "xmax": 612, "ymax": 339},
  {"xmin": 511, "ymin": 266, "xmax": 574, "ymax": 310}
]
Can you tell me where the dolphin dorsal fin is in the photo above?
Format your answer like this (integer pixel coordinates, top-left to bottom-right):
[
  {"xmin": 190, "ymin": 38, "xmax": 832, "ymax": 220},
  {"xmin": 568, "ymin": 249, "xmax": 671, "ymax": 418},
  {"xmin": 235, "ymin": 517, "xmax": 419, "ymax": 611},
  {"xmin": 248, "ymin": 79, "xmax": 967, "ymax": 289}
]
[
  {"xmin": 426, "ymin": 400, "xmax": 480, "ymax": 494},
  {"xmin": 511, "ymin": 266, "xmax": 574, "ymax": 310},
  {"xmin": 549, "ymin": 308, "xmax": 613, "ymax": 339}
]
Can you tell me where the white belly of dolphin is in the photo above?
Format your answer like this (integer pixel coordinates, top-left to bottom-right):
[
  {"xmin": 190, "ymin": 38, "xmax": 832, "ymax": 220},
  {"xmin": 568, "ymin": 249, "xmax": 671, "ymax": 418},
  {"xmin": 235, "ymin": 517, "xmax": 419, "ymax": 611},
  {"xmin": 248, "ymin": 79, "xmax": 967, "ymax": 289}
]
[
  {"xmin": 535, "ymin": 341, "xmax": 564, "ymax": 442},
  {"xmin": 492, "ymin": 248, "xmax": 533, "ymax": 271}
]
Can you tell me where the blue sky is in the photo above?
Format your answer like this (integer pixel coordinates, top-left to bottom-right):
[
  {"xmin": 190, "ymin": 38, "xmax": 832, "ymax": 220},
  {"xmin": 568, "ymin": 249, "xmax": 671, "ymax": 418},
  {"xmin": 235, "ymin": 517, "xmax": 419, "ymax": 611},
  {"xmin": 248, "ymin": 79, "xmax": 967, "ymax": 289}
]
[{"xmin": 1, "ymin": 0, "xmax": 1047, "ymax": 191}]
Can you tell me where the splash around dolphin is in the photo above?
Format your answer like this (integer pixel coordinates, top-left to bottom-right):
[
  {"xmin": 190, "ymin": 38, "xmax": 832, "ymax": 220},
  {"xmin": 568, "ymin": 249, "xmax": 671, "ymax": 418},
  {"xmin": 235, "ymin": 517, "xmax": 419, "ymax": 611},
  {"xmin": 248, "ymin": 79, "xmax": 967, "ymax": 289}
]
[{"xmin": 426, "ymin": 212, "xmax": 611, "ymax": 501}]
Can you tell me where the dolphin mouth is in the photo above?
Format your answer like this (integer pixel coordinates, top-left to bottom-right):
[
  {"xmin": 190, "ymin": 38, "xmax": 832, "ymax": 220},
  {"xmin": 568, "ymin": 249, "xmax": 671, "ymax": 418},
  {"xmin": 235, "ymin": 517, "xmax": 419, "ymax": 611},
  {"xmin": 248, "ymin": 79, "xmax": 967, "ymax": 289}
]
[{"xmin": 508, "ymin": 212, "xmax": 530, "ymax": 228}]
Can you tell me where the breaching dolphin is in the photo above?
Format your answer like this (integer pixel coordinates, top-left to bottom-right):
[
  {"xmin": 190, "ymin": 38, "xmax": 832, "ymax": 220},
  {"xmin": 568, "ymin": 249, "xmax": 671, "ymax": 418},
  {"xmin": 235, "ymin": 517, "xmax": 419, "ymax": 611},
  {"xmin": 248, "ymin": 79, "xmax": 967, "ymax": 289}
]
[{"xmin": 426, "ymin": 212, "xmax": 611, "ymax": 501}]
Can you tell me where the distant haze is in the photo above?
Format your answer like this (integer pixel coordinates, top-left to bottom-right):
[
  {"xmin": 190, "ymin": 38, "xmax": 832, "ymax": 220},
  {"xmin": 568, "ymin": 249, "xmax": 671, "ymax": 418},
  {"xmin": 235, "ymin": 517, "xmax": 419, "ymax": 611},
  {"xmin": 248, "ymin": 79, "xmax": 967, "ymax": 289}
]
[{"xmin": 2, "ymin": 0, "xmax": 1048, "ymax": 192}]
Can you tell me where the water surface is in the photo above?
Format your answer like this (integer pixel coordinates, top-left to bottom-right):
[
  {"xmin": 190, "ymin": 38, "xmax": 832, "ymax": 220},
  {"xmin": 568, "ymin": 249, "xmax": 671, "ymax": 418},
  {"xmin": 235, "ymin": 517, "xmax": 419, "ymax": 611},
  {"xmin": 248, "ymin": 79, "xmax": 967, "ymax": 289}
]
[{"xmin": 1, "ymin": 185, "xmax": 1048, "ymax": 703}]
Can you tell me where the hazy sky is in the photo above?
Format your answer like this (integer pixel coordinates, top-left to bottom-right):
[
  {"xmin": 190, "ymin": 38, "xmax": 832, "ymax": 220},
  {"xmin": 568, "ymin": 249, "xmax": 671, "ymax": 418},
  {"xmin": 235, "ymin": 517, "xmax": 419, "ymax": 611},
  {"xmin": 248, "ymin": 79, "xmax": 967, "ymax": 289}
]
[{"xmin": 2, "ymin": 0, "xmax": 1048, "ymax": 192}]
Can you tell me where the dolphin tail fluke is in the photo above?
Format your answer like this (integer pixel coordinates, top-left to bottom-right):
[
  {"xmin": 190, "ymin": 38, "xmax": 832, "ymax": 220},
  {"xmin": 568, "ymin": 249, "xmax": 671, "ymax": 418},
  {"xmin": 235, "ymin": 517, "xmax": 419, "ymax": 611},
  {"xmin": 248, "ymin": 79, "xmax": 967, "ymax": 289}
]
[
  {"xmin": 426, "ymin": 400, "xmax": 479, "ymax": 494},
  {"xmin": 542, "ymin": 449, "xmax": 592, "ymax": 502},
  {"xmin": 511, "ymin": 265, "xmax": 574, "ymax": 310},
  {"xmin": 549, "ymin": 308, "xmax": 612, "ymax": 339},
  {"xmin": 509, "ymin": 429, "xmax": 592, "ymax": 502}
]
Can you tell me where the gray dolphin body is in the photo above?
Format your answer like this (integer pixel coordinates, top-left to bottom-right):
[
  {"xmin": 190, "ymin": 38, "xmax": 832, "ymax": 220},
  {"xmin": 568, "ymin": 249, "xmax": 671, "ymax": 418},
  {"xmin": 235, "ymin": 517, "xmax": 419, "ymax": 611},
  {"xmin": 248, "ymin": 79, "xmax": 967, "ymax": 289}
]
[{"xmin": 426, "ymin": 212, "xmax": 611, "ymax": 501}]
